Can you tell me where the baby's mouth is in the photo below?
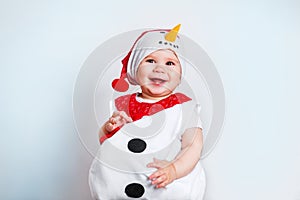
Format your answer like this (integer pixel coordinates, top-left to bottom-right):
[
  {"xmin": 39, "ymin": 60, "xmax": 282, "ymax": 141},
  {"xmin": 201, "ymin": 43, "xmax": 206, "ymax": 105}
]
[{"xmin": 149, "ymin": 78, "xmax": 167, "ymax": 85}]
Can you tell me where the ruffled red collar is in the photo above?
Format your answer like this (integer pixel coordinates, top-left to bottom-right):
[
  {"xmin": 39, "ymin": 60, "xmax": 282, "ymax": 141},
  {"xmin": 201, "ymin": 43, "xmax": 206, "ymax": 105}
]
[{"xmin": 115, "ymin": 92, "xmax": 191, "ymax": 121}]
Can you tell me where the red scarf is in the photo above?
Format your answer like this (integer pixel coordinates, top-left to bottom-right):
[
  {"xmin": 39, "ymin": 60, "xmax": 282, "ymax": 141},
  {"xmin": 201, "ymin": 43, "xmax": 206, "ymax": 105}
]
[{"xmin": 100, "ymin": 93, "xmax": 191, "ymax": 144}]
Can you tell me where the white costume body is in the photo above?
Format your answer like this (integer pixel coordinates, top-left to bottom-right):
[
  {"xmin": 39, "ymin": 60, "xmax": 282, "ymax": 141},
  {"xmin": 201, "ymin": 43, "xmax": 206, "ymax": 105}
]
[{"xmin": 89, "ymin": 94, "xmax": 206, "ymax": 199}]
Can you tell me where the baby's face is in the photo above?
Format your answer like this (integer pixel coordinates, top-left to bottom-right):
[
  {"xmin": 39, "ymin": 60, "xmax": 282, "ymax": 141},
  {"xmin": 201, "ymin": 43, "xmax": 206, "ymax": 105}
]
[{"xmin": 136, "ymin": 49, "xmax": 182, "ymax": 99}]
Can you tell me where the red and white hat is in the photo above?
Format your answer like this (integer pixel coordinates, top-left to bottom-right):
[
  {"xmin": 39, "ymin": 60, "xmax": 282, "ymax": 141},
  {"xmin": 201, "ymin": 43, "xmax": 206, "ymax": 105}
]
[{"xmin": 112, "ymin": 24, "xmax": 184, "ymax": 92}]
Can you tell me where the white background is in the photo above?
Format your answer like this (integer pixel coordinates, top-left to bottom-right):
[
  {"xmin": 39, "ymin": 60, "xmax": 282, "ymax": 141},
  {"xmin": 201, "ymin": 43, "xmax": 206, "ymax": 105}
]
[{"xmin": 1, "ymin": 0, "xmax": 299, "ymax": 199}]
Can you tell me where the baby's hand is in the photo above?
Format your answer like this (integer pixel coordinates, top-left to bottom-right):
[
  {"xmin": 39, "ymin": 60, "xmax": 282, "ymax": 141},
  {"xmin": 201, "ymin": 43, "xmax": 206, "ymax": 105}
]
[
  {"xmin": 104, "ymin": 111, "xmax": 133, "ymax": 133},
  {"xmin": 147, "ymin": 158, "xmax": 177, "ymax": 188}
]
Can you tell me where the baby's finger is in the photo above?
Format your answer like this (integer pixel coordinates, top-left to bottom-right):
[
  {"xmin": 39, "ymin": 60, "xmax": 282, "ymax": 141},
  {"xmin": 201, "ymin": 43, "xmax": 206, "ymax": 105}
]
[
  {"xmin": 149, "ymin": 170, "xmax": 164, "ymax": 180},
  {"xmin": 127, "ymin": 117, "xmax": 133, "ymax": 123},
  {"xmin": 105, "ymin": 123, "xmax": 115, "ymax": 132},
  {"xmin": 111, "ymin": 115, "xmax": 125, "ymax": 126},
  {"xmin": 109, "ymin": 117, "xmax": 117, "ymax": 124},
  {"xmin": 151, "ymin": 174, "xmax": 166, "ymax": 185},
  {"xmin": 111, "ymin": 111, "xmax": 120, "ymax": 117},
  {"xmin": 157, "ymin": 181, "xmax": 167, "ymax": 188},
  {"xmin": 146, "ymin": 162, "xmax": 158, "ymax": 169},
  {"xmin": 119, "ymin": 111, "xmax": 132, "ymax": 122},
  {"xmin": 146, "ymin": 162, "xmax": 161, "ymax": 169}
]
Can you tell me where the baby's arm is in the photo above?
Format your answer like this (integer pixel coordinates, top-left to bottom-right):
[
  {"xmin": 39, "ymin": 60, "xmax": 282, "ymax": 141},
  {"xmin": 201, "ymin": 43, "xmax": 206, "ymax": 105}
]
[
  {"xmin": 98, "ymin": 111, "xmax": 133, "ymax": 139},
  {"xmin": 148, "ymin": 127, "xmax": 203, "ymax": 188},
  {"xmin": 173, "ymin": 127, "xmax": 203, "ymax": 178}
]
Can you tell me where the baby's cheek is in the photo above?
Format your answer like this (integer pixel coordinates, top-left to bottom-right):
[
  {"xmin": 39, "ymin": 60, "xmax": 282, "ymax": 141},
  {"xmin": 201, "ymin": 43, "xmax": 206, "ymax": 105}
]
[
  {"xmin": 171, "ymin": 71, "xmax": 181, "ymax": 80},
  {"xmin": 136, "ymin": 77, "xmax": 147, "ymax": 87}
]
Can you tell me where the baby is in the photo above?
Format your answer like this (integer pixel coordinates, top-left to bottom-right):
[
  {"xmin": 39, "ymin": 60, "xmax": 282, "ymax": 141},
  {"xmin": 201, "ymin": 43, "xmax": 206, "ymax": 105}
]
[{"xmin": 89, "ymin": 25, "xmax": 206, "ymax": 199}]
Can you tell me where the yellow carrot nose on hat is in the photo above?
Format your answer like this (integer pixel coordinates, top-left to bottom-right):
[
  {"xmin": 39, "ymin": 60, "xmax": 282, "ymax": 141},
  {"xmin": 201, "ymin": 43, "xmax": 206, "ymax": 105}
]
[{"xmin": 165, "ymin": 24, "xmax": 181, "ymax": 42}]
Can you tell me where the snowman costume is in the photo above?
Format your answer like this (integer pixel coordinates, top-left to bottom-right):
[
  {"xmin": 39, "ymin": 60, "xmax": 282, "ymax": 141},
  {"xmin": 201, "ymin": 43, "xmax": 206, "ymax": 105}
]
[{"xmin": 89, "ymin": 26, "xmax": 206, "ymax": 200}]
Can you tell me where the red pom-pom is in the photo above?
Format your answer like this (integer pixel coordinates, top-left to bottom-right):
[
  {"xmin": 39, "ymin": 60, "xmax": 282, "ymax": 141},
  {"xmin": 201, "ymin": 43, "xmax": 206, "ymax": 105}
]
[{"xmin": 112, "ymin": 78, "xmax": 129, "ymax": 92}]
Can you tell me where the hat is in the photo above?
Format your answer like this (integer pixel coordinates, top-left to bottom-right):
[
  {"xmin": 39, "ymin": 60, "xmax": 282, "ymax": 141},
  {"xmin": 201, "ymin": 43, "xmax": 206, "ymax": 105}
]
[{"xmin": 112, "ymin": 24, "xmax": 184, "ymax": 92}]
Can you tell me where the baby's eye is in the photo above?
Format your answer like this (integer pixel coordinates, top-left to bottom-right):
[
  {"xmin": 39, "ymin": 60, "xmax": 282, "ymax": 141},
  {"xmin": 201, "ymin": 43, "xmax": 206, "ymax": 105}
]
[
  {"xmin": 145, "ymin": 59, "xmax": 155, "ymax": 63},
  {"xmin": 166, "ymin": 61, "xmax": 175, "ymax": 66}
]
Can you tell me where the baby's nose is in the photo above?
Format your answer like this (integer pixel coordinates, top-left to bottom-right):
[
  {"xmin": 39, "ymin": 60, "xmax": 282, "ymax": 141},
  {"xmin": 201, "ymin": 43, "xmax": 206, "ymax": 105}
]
[{"xmin": 153, "ymin": 65, "xmax": 165, "ymax": 73}]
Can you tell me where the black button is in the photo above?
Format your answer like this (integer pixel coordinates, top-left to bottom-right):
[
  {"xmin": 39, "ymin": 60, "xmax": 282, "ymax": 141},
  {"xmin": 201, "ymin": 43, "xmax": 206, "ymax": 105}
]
[
  {"xmin": 125, "ymin": 183, "xmax": 145, "ymax": 198},
  {"xmin": 128, "ymin": 138, "xmax": 147, "ymax": 153}
]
